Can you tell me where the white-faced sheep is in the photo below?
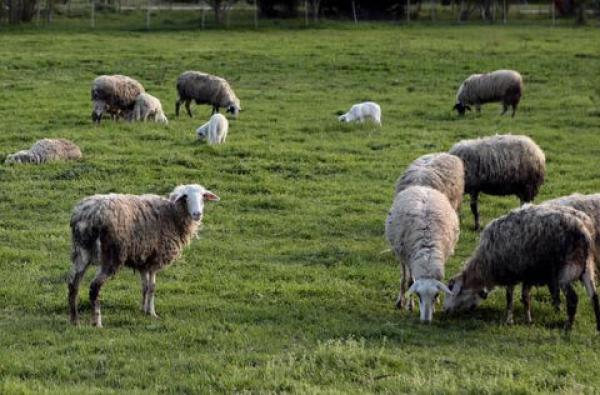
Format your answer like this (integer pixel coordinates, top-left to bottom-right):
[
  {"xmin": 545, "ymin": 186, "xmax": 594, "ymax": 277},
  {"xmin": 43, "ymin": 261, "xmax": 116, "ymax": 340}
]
[
  {"xmin": 175, "ymin": 71, "xmax": 241, "ymax": 118},
  {"xmin": 394, "ymin": 153, "xmax": 464, "ymax": 212},
  {"xmin": 453, "ymin": 70, "xmax": 523, "ymax": 117},
  {"xmin": 67, "ymin": 184, "xmax": 220, "ymax": 327},
  {"xmin": 5, "ymin": 138, "xmax": 82, "ymax": 164},
  {"xmin": 449, "ymin": 134, "xmax": 545, "ymax": 230},
  {"xmin": 385, "ymin": 186, "xmax": 459, "ymax": 322},
  {"xmin": 130, "ymin": 93, "xmax": 168, "ymax": 124},
  {"xmin": 196, "ymin": 113, "xmax": 229, "ymax": 145},
  {"xmin": 338, "ymin": 102, "xmax": 381, "ymax": 125},
  {"xmin": 91, "ymin": 75, "xmax": 145, "ymax": 123},
  {"xmin": 443, "ymin": 204, "xmax": 600, "ymax": 332}
]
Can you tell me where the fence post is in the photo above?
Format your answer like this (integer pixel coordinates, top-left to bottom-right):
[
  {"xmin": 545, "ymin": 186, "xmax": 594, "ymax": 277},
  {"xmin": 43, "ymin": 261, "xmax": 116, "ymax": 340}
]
[
  {"xmin": 407, "ymin": 0, "xmax": 410, "ymax": 22},
  {"xmin": 551, "ymin": 0, "xmax": 555, "ymax": 25},
  {"xmin": 254, "ymin": 0, "xmax": 258, "ymax": 28},
  {"xmin": 305, "ymin": 0, "xmax": 308, "ymax": 27},
  {"xmin": 431, "ymin": 0, "xmax": 435, "ymax": 21},
  {"xmin": 91, "ymin": 0, "xmax": 95, "ymax": 28},
  {"xmin": 351, "ymin": 0, "xmax": 358, "ymax": 23},
  {"xmin": 145, "ymin": 0, "xmax": 151, "ymax": 29},
  {"xmin": 503, "ymin": 0, "xmax": 507, "ymax": 23}
]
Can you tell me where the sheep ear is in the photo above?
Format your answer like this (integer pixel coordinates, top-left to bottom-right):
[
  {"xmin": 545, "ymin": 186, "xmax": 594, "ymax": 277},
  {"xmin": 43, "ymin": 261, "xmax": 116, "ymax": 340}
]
[
  {"xmin": 203, "ymin": 190, "xmax": 220, "ymax": 202},
  {"xmin": 406, "ymin": 282, "xmax": 419, "ymax": 296},
  {"xmin": 478, "ymin": 290, "xmax": 489, "ymax": 300},
  {"xmin": 169, "ymin": 192, "xmax": 186, "ymax": 202},
  {"xmin": 436, "ymin": 281, "xmax": 453, "ymax": 296}
]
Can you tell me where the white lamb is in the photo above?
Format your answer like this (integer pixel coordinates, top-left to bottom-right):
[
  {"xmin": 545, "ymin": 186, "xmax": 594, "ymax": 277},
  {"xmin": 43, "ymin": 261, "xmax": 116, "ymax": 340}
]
[
  {"xmin": 131, "ymin": 93, "xmax": 168, "ymax": 124},
  {"xmin": 196, "ymin": 113, "xmax": 229, "ymax": 144},
  {"xmin": 338, "ymin": 102, "xmax": 381, "ymax": 125}
]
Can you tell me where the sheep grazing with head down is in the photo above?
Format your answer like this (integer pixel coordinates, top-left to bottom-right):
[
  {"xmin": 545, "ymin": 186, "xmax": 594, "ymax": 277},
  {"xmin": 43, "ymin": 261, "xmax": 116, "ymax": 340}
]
[
  {"xmin": 91, "ymin": 75, "xmax": 145, "ymax": 123},
  {"xmin": 5, "ymin": 138, "xmax": 82, "ymax": 164},
  {"xmin": 130, "ymin": 93, "xmax": 168, "ymax": 124},
  {"xmin": 196, "ymin": 113, "xmax": 229, "ymax": 145},
  {"xmin": 453, "ymin": 69, "xmax": 523, "ymax": 117},
  {"xmin": 67, "ymin": 184, "xmax": 220, "ymax": 328},
  {"xmin": 338, "ymin": 101, "xmax": 381, "ymax": 125},
  {"xmin": 176, "ymin": 71, "xmax": 241, "ymax": 118},
  {"xmin": 449, "ymin": 134, "xmax": 545, "ymax": 230},
  {"xmin": 385, "ymin": 186, "xmax": 459, "ymax": 322},
  {"xmin": 394, "ymin": 153, "xmax": 464, "ymax": 212},
  {"xmin": 443, "ymin": 204, "xmax": 600, "ymax": 332}
]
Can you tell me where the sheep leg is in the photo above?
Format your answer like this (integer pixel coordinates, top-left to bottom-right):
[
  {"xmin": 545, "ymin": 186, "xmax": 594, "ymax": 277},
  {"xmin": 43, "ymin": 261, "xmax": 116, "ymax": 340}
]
[
  {"xmin": 501, "ymin": 103, "xmax": 508, "ymax": 115},
  {"xmin": 396, "ymin": 264, "xmax": 407, "ymax": 310},
  {"xmin": 147, "ymin": 271, "xmax": 159, "ymax": 318},
  {"xmin": 211, "ymin": 105, "xmax": 218, "ymax": 115},
  {"xmin": 521, "ymin": 285, "xmax": 532, "ymax": 324},
  {"xmin": 475, "ymin": 105, "xmax": 481, "ymax": 113},
  {"xmin": 511, "ymin": 103, "xmax": 518, "ymax": 117},
  {"xmin": 185, "ymin": 100, "xmax": 192, "ymax": 117},
  {"xmin": 89, "ymin": 267, "xmax": 114, "ymax": 328},
  {"xmin": 470, "ymin": 192, "xmax": 480, "ymax": 231},
  {"xmin": 505, "ymin": 286, "xmax": 514, "ymax": 325},
  {"xmin": 581, "ymin": 268, "xmax": 600, "ymax": 332},
  {"xmin": 562, "ymin": 283, "xmax": 578, "ymax": 331},
  {"xmin": 140, "ymin": 270, "xmax": 150, "ymax": 312},
  {"xmin": 549, "ymin": 277, "xmax": 561, "ymax": 312},
  {"xmin": 68, "ymin": 247, "xmax": 93, "ymax": 325},
  {"xmin": 175, "ymin": 99, "xmax": 182, "ymax": 117}
]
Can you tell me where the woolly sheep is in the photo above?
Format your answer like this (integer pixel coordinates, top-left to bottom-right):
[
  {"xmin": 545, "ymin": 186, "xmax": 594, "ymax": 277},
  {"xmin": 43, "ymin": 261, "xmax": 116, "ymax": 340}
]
[
  {"xmin": 449, "ymin": 134, "xmax": 545, "ymax": 230},
  {"xmin": 175, "ymin": 71, "xmax": 241, "ymax": 118},
  {"xmin": 5, "ymin": 138, "xmax": 82, "ymax": 164},
  {"xmin": 453, "ymin": 70, "xmax": 523, "ymax": 117},
  {"xmin": 443, "ymin": 204, "xmax": 600, "ymax": 332},
  {"xmin": 338, "ymin": 101, "xmax": 381, "ymax": 125},
  {"xmin": 91, "ymin": 75, "xmax": 145, "ymax": 123},
  {"xmin": 196, "ymin": 113, "xmax": 229, "ymax": 145},
  {"xmin": 394, "ymin": 153, "xmax": 464, "ymax": 212},
  {"xmin": 385, "ymin": 186, "xmax": 459, "ymax": 322},
  {"xmin": 67, "ymin": 184, "xmax": 220, "ymax": 327},
  {"xmin": 130, "ymin": 93, "xmax": 168, "ymax": 124}
]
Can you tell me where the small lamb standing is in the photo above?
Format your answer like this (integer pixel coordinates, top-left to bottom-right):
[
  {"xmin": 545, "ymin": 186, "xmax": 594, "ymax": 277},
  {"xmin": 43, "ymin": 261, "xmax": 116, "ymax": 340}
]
[
  {"xmin": 131, "ymin": 93, "xmax": 168, "ymax": 124},
  {"xmin": 91, "ymin": 75, "xmax": 145, "ymax": 123},
  {"xmin": 196, "ymin": 113, "xmax": 229, "ymax": 145},
  {"xmin": 443, "ymin": 204, "xmax": 600, "ymax": 332},
  {"xmin": 394, "ymin": 153, "xmax": 464, "ymax": 212},
  {"xmin": 385, "ymin": 186, "xmax": 459, "ymax": 322},
  {"xmin": 338, "ymin": 102, "xmax": 381, "ymax": 125},
  {"xmin": 68, "ymin": 184, "xmax": 220, "ymax": 327},
  {"xmin": 449, "ymin": 134, "xmax": 546, "ymax": 230},
  {"xmin": 5, "ymin": 139, "xmax": 82, "ymax": 164},
  {"xmin": 453, "ymin": 70, "xmax": 523, "ymax": 117},
  {"xmin": 175, "ymin": 71, "xmax": 241, "ymax": 118}
]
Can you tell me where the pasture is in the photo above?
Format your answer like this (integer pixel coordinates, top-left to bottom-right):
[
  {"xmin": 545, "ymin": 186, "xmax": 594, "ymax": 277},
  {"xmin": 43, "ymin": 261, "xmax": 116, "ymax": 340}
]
[{"xmin": 1, "ymin": 23, "xmax": 600, "ymax": 393}]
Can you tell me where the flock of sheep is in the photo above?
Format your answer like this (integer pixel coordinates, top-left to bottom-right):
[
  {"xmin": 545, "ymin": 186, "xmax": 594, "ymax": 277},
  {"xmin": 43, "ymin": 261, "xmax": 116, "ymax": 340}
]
[{"xmin": 6, "ymin": 66, "xmax": 599, "ymax": 332}]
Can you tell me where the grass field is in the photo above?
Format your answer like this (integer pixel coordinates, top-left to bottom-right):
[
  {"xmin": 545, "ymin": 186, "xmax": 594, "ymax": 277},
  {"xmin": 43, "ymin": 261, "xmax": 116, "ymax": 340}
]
[{"xmin": 1, "ymin": 23, "xmax": 600, "ymax": 393}]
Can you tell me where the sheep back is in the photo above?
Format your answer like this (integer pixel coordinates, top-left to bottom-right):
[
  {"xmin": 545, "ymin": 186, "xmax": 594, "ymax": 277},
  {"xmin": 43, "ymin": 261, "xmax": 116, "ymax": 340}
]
[
  {"xmin": 456, "ymin": 70, "xmax": 523, "ymax": 106},
  {"xmin": 449, "ymin": 134, "xmax": 545, "ymax": 201},
  {"xmin": 394, "ymin": 153, "xmax": 464, "ymax": 211}
]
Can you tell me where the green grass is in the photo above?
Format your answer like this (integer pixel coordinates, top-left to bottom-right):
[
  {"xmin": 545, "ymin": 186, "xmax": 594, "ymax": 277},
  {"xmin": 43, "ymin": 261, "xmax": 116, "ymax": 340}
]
[{"xmin": 1, "ymin": 23, "xmax": 600, "ymax": 393}]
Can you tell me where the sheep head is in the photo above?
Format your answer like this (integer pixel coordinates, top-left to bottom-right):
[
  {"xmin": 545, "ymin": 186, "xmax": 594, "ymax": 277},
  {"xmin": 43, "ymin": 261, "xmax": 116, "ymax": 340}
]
[
  {"xmin": 453, "ymin": 102, "xmax": 471, "ymax": 116},
  {"xmin": 407, "ymin": 278, "xmax": 452, "ymax": 323},
  {"xmin": 169, "ymin": 184, "xmax": 220, "ymax": 221},
  {"xmin": 442, "ymin": 273, "xmax": 489, "ymax": 313}
]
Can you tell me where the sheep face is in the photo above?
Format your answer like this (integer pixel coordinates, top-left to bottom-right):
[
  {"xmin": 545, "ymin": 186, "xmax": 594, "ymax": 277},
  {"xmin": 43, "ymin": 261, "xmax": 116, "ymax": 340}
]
[
  {"xmin": 5, "ymin": 150, "xmax": 33, "ymax": 164},
  {"xmin": 226, "ymin": 104, "xmax": 240, "ymax": 118},
  {"xmin": 407, "ymin": 279, "xmax": 453, "ymax": 322},
  {"xmin": 338, "ymin": 114, "xmax": 348, "ymax": 122},
  {"xmin": 92, "ymin": 100, "xmax": 107, "ymax": 123},
  {"xmin": 453, "ymin": 102, "xmax": 471, "ymax": 116},
  {"xmin": 443, "ymin": 274, "xmax": 488, "ymax": 313},
  {"xmin": 169, "ymin": 184, "xmax": 220, "ymax": 221}
]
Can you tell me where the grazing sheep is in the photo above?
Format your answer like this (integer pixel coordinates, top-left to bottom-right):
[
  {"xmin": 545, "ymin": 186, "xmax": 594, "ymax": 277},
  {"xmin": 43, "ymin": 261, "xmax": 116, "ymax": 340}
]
[
  {"xmin": 196, "ymin": 113, "xmax": 229, "ymax": 145},
  {"xmin": 443, "ymin": 204, "xmax": 600, "ymax": 332},
  {"xmin": 338, "ymin": 101, "xmax": 381, "ymax": 125},
  {"xmin": 385, "ymin": 186, "xmax": 459, "ymax": 322},
  {"xmin": 91, "ymin": 75, "xmax": 145, "ymax": 124},
  {"xmin": 449, "ymin": 134, "xmax": 545, "ymax": 230},
  {"xmin": 453, "ymin": 70, "xmax": 523, "ymax": 117},
  {"xmin": 175, "ymin": 71, "xmax": 241, "ymax": 118},
  {"xmin": 5, "ymin": 139, "xmax": 82, "ymax": 164},
  {"xmin": 67, "ymin": 184, "xmax": 220, "ymax": 327},
  {"xmin": 394, "ymin": 153, "xmax": 464, "ymax": 212},
  {"xmin": 131, "ymin": 93, "xmax": 168, "ymax": 124}
]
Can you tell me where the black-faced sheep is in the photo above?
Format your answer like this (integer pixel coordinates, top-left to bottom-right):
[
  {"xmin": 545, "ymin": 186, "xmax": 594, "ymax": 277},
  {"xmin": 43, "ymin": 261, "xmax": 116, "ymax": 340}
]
[
  {"xmin": 443, "ymin": 204, "xmax": 600, "ymax": 332},
  {"xmin": 338, "ymin": 102, "xmax": 381, "ymax": 125},
  {"xmin": 67, "ymin": 184, "xmax": 220, "ymax": 327},
  {"xmin": 196, "ymin": 113, "xmax": 229, "ymax": 144},
  {"xmin": 91, "ymin": 75, "xmax": 145, "ymax": 124},
  {"xmin": 175, "ymin": 71, "xmax": 241, "ymax": 118},
  {"xmin": 385, "ymin": 186, "xmax": 459, "ymax": 322},
  {"xmin": 449, "ymin": 134, "xmax": 546, "ymax": 230},
  {"xmin": 394, "ymin": 153, "xmax": 464, "ymax": 212},
  {"xmin": 453, "ymin": 69, "xmax": 523, "ymax": 117},
  {"xmin": 5, "ymin": 138, "xmax": 82, "ymax": 164}
]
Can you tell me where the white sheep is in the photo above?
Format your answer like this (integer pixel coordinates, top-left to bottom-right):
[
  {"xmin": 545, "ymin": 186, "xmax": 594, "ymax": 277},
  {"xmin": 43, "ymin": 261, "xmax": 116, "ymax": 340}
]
[
  {"xmin": 131, "ymin": 93, "xmax": 168, "ymax": 124},
  {"xmin": 453, "ymin": 70, "xmax": 523, "ymax": 116},
  {"xmin": 67, "ymin": 184, "xmax": 220, "ymax": 327},
  {"xmin": 338, "ymin": 102, "xmax": 381, "ymax": 125},
  {"xmin": 196, "ymin": 113, "xmax": 229, "ymax": 145},
  {"xmin": 385, "ymin": 186, "xmax": 459, "ymax": 322}
]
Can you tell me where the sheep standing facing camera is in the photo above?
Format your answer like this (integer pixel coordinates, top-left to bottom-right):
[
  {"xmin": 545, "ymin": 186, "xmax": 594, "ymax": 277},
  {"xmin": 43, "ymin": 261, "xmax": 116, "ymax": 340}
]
[
  {"xmin": 91, "ymin": 75, "xmax": 145, "ymax": 123},
  {"xmin": 196, "ymin": 113, "xmax": 229, "ymax": 144},
  {"xmin": 131, "ymin": 93, "xmax": 168, "ymax": 124},
  {"xmin": 338, "ymin": 101, "xmax": 381, "ymax": 125},
  {"xmin": 67, "ymin": 184, "xmax": 220, "ymax": 328},
  {"xmin": 385, "ymin": 186, "xmax": 459, "ymax": 322},
  {"xmin": 175, "ymin": 71, "xmax": 241, "ymax": 118},
  {"xmin": 453, "ymin": 69, "xmax": 523, "ymax": 116},
  {"xmin": 5, "ymin": 139, "xmax": 82, "ymax": 164}
]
